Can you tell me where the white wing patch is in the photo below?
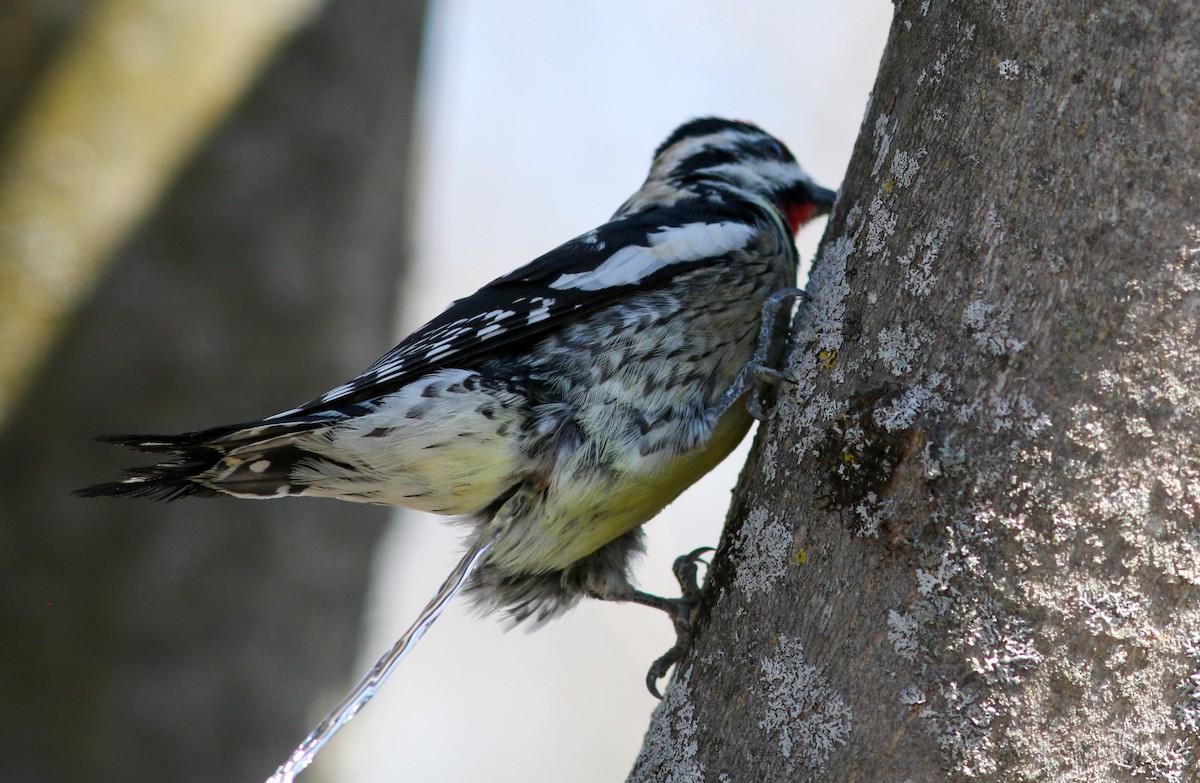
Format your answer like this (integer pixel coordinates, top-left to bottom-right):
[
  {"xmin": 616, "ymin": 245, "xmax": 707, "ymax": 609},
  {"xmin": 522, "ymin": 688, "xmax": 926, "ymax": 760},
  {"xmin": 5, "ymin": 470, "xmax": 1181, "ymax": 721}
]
[
  {"xmin": 549, "ymin": 221, "xmax": 755, "ymax": 292},
  {"xmin": 525, "ymin": 296, "xmax": 556, "ymax": 325},
  {"xmin": 476, "ymin": 323, "xmax": 506, "ymax": 338}
]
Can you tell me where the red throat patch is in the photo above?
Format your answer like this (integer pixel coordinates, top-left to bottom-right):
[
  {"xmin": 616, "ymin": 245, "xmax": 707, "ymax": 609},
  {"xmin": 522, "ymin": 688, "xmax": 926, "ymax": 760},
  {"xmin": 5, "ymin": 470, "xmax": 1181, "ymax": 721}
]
[{"xmin": 785, "ymin": 202, "xmax": 819, "ymax": 233}]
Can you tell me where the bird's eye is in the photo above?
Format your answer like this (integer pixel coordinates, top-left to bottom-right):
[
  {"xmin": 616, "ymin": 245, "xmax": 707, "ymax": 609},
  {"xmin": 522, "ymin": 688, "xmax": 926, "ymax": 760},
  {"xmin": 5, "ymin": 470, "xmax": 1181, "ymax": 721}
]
[{"xmin": 757, "ymin": 138, "xmax": 786, "ymax": 158}]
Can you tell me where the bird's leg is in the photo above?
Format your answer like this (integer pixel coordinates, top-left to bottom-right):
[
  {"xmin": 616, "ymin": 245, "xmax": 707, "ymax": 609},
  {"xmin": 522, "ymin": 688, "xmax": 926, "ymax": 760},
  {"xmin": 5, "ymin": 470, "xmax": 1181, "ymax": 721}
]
[
  {"xmin": 599, "ymin": 546, "xmax": 714, "ymax": 698},
  {"xmin": 713, "ymin": 287, "xmax": 810, "ymax": 422},
  {"xmin": 613, "ymin": 289, "xmax": 807, "ymax": 695}
]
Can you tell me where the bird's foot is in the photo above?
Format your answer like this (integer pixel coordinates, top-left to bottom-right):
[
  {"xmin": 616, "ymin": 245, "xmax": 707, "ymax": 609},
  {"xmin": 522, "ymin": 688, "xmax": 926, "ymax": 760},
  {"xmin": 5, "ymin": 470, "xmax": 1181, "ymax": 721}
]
[
  {"xmin": 745, "ymin": 288, "xmax": 810, "ymax": 420},
  {"xmin": 744, "ymin": 363, "xmax": 795, "ymax": 421},
  {"xmin": 642, "ymin": 546, "xmax": 713, "ymax": 698},
  {"xmin": 712, "ymin": 288, "xmax": 809, "ymax": 422}
]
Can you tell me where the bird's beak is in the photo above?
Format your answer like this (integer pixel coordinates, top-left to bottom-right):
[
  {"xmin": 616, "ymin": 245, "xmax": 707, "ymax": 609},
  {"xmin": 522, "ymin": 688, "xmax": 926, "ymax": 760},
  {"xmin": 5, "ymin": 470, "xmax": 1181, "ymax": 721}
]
[{"xmin": 809, "ymin": 184, "xmax": 838, "ymax": 217}]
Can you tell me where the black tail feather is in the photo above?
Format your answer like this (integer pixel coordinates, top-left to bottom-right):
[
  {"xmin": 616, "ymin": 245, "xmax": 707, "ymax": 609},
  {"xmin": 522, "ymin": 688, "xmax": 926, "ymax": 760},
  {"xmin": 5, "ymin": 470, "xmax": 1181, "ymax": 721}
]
[
  {"xmin": 93, "ymin": 425, "xmax": 246, "ymax": 453},
  {"xmin": 78, "ymin": 418, "xmax": 331, "ymax": 501},
  {"xmin": 74, "ymin": 477, "xmax": 216, "ymax": 501},
  {"xmin": 93, "ymin": 433, "xmax": 200, "ymax": 453},
  {"xmin": 75, "ymin": 445, "xmax": 220, "ymax": 500}
]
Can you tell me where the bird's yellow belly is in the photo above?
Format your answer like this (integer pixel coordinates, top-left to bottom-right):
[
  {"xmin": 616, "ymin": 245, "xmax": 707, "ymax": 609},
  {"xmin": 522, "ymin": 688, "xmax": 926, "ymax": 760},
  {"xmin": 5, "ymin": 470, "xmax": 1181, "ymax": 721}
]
[{"xmin": 492, "ymin": 400, "xmax": 754, "ymax": 574}]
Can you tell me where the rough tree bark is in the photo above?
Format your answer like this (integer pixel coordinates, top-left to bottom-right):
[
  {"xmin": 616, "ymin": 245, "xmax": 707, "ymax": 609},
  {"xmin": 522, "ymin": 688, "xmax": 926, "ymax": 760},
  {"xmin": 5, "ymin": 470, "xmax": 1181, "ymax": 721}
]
[
  {"xmin": 631, "ymin": 2, "xmax": 1200, "ymax": 781},
  {"xmin": 0, "ymin": 1, "xmax": 424, "ymax": 781}
]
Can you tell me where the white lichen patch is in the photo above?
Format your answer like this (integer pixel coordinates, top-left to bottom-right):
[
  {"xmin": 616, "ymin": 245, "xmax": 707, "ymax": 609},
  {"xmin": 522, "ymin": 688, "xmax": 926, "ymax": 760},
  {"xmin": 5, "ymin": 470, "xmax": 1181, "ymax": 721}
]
[
  {"xmin": 997, "ymin": 59, "xmax": 1021, "ymax": 79},
  {"xmin": 1076, "ymin": 589, "xmax": 1144, "ymax": 636},
  {"xmin": 967, "ymin": 615, "xmax": 1043, "ymax": 686},
  {"xmin": 760, "ymin": 435, "xmax": 780, "ymax": 485},
  {"xmin": 920, "ymin": 681, "xmax": 998, "ymax": 777},
  {"xmin": 804, "ymin": 235, "xmax": 853, "ymax": 360},
  {"xmin": 758, "ymin": 635, "xmax": 852, "ymax": 773},
  {"xmin": 931, "ymin": 50, "xmax": 948, "ymax": 82},
  {"xmin": 1122, "ymin": 741, "xmax": 1193, "ymax": 783},
  {"xmin": 896, "ymin": 219, "xmax": 950, "ymax": 296},
  {"xmin": 888, "ymin": 609, "xmax": 921, "ymax": 661},
  {"xmin": 890, "ymin": 148, "xmax": 923, "ymax": 189},
  {"xmin": 961, "ymin": 298, "xmax": 1026, "ymax": 356},
  {"xmin": 876, "ymin": 324, "xmax": 926, "ymax": 377},
  {"xmin": 1177, "ymin": 634, "xmax": 1200, "ymax": 735},
  {"xmin": 782, "ymin": 234, "xmax": 854, "ymax": 457},
  {"xmin": 1066, "ymin": 403, "xmax": 1107, "ymax": 451},
  {"xmin": 865, "ymin": 194, "xmax": 897, "ymax": 256},
  {"xmin": 899, "ymin": 684, "xmax": 927, "ymax": 706},
  {"xmin": 732, "ymin": 508, "xmax": 792, "ymax": 595},
  {"xmin": 985, "ymin": 391, "xmax": 1049, "ymax": 436},
  {"xmin": 873, "ymin": 375, "xmax": 948, "ymax": 432},
  {"xmin": 916, "ymin": 549, "xmax": 962, "ymax": 598}
]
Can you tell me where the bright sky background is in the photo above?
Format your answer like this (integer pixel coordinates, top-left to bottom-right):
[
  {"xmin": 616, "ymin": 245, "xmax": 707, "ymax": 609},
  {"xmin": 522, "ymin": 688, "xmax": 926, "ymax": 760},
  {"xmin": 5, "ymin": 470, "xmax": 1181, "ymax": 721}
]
[{"xmin": 332, "ymin": 2, "xmax": 892, "ymax": 781}]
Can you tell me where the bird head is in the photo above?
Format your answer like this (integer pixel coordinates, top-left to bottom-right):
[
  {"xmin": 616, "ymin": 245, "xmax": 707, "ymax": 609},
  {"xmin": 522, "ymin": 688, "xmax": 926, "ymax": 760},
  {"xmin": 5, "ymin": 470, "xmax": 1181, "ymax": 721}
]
[{"xmin": 638, "ymin": 117, "xmax": 837, "ymax": 233}]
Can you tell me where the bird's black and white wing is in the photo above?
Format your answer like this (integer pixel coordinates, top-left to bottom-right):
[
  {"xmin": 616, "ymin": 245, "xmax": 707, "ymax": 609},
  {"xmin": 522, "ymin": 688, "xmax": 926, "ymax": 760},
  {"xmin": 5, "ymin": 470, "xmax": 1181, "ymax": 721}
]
[{"xmin": 269, "ymin": 198, "xmax": 768, "ymax": 420}]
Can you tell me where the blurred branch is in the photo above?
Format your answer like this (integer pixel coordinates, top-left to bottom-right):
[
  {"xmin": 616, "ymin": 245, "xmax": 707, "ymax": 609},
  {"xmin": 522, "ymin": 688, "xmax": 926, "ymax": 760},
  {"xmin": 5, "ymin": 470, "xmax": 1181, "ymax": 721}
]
[{"xmin": 0, "ymin": 0, "xmax": 324, "ymax": 428}]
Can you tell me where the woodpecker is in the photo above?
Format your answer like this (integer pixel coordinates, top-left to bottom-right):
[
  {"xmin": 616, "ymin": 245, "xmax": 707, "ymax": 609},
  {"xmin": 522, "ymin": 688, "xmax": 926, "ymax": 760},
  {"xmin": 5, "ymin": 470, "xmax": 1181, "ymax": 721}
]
[{"xmin": 79, "ymin": 117, "xmax": 835, "ymax": 695}]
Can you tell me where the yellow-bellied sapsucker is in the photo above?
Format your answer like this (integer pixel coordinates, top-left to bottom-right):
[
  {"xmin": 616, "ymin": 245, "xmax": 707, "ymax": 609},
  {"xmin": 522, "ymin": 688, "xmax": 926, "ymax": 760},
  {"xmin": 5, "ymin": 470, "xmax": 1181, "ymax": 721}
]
[{"xmin": 80, "ymin": 117, "xmax": 835, "ymax": 694}]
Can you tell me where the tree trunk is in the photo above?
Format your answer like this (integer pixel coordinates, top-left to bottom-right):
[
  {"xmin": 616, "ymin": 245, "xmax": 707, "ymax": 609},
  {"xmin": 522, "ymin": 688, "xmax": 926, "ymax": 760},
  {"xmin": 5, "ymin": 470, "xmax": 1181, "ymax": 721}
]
[
  {"xmin": 0, "ymin": 1, "xmax": 425, "ymax": 781},
  {"xmin": 631, "ymin": 2, "xmax": 1200, "ymax": 781}
]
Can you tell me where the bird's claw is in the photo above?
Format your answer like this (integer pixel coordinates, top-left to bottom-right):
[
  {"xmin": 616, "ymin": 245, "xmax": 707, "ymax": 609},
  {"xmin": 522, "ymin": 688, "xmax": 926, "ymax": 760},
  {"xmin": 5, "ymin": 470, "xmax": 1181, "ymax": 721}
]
[
  {"xmin": 672, "ymin": 546, "xmax": 713, "ymax": 600},
  {"xmin": 741, "ymin": 288, "xmax": 808, "ymax": 422},
  {"xmin": 746, "ymin": 364, "xmax": 796, "ymax": 421},
  {"xmin": 646, "ymin": 641, "xmax": 688, "ymax": 699},
  {"xmin": 645, "ymin": 547, "xmax": 714, "ymax": 698}
]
